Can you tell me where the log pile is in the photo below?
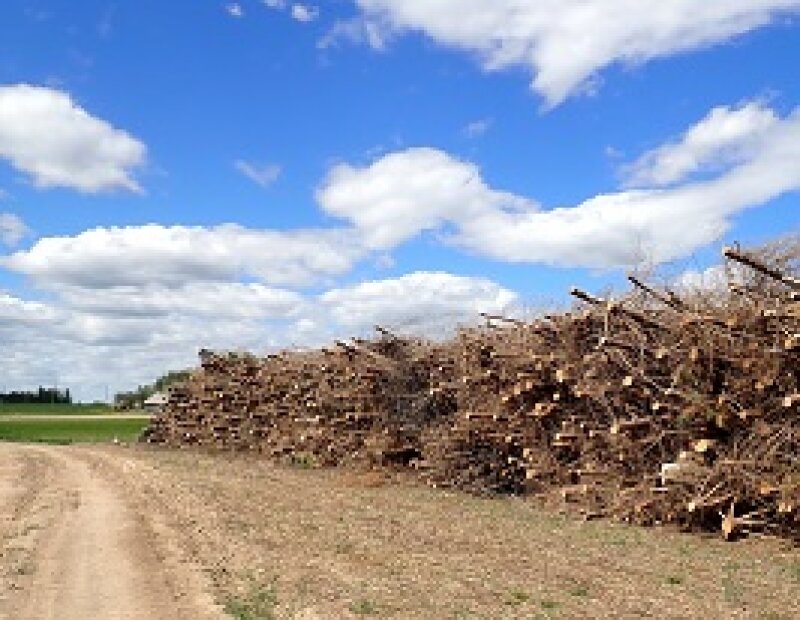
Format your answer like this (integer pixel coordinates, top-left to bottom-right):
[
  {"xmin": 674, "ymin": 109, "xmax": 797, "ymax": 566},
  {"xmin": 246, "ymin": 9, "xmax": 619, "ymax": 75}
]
[
  {"xmin": 142, "ymin": 239, "xmax": 799, "ymax": 540},
  {"xmin": 143, "ymin": 334, "xmax": 457, "ymax": 467}
]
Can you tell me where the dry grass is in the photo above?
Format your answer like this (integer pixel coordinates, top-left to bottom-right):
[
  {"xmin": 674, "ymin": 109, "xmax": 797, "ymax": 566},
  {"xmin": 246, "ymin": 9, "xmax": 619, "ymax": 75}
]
[{"xmin": 107, "ymin": 446, "xmax": 799, "ymax": 619}]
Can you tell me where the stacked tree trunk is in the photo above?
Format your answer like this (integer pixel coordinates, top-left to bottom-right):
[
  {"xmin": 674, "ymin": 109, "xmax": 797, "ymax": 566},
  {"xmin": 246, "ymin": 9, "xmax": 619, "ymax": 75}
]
[
  {"xmin": 143, "ymin": 334, "xmax": 457, "ymax": 467},
  {"xmin": 142, "ymin": 239, "xmax": 799, "ymax": 540}
]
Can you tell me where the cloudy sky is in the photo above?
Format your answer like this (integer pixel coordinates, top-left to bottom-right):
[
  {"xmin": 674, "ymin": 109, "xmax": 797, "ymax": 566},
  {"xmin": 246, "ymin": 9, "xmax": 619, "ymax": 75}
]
[{"xmin": 1, "ymin": 1, "xmax": 798, "ymax": 400}]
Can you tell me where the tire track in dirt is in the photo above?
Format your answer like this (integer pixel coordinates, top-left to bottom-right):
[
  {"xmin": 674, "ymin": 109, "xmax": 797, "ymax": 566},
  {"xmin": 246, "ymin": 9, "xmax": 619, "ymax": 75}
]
[{"xmin": 0, "ymin": 444, "xmax": 224, "ymax": 620}]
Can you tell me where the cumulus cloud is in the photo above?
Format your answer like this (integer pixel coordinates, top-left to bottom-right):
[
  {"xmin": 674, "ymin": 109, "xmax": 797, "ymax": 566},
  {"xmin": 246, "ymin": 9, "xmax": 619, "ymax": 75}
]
[
  {"xmin": 0, "ymin": 85, "xmax": 146, "ymax": 192},
  {"xmin": 320, "ymin": 271, "xmax": 518, "ymax": 336},
  {"xmin": 291, "ymin": 4, "xmax": 319, "ymax": 22},
  {"xmin": 2, "ymin": 224, "xmax": 365, "ymax": 288},
  {"xmin": 0, "ymin": 213, "xmax": 27, "ymax": 246},
  {"xmin": 674, "ymin": 265, "xmax": 730, "ymax": 293},
  {"xmin": 622, "ymin": 101, "xmax": 779, "ymax": 187},
  {"xmin": 0, "ymin": 291, "xmax": 56, "ymax": 326},
  {"xmin": 58, "ymin": 282, "xmax": 305, "ymax": 320},
  {"xmin": 317, "ymin": 147, "xmax": 535, "ymax": 249},
  {"xmin": 335, "ymin": 0, "xmax": 800, "ymax": 106},
  {"xmin": 234, "ymin": 160, "xmax": 282, "ymax": 187},
  {"xmin": 317, "ymin": 103, "xmax": 800, "ymax": 269},
  {"xmin": 0, "ymin": 270, "xmax": 517, "ymax": 400},
  {"xmin": 0, "ymin": 291, "xmax": 288, "ymax": 400}
]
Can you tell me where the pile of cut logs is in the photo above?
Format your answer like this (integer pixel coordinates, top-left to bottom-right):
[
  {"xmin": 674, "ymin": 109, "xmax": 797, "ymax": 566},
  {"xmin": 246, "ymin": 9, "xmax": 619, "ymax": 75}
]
[
  {"xmin": 144, "ymin": 333, "xmax": 457, "ymax": 467},
  {"xmin": 143, "ymin": 239, "xmax": 799, "ymax": 540}
]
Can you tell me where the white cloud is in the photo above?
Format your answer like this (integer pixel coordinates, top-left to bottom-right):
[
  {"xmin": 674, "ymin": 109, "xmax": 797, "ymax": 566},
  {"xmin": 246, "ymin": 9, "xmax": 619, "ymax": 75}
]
[
  {"xmin": 318, "ymin": 16, "xmax": 387, "ymax": 50},
  {"xmin": 0, "ymin": 270, "xmax": 517, "ymax": 400},
  {"xmin": 0, "ymin": 295, "xmax": 287, "ymax": 400},
  {"xmin": 622, "ymin": 101, "xmax": 779, "ymax": 187},
  {"xmin": 673, "ymin": 258, "xmax": 753, "ymax": 293},
  {"xmin": 463, "ymin": 118, "xmax": 493, "ymax": 139},
  {"xmin": 0, "ymin": 291, "xmax": 56, "ymax": 326},
  {"xmin": 291, "ymin": 4, "xmax": 319, "ymax": 22},
  {"xmin": 2, "ymin": 224, "xmax": 365, "ymax": 288},
  {"xmin": 339, "ymin": 0, "xmax": 800, "ymax": 106},
  {"xmin": 263, "ymin": 0, "xmax": 287, "ymax": 9},
  {"xmin": 0, "ymin": 213, "xmax": 27, "ymax": 247},
  {"xmin": 234, "ymin": 160, "xmax": 282, "ymax": 188},
  {"xmin": 316, "ymin": 103, "xmax": 800, "ymax": 269},
  {"xmin": 57, "ymin": 282, "xmax": 304, "ymax": 320},
  {"xmin": 0, "ymin": 85, "xmax": 146, "ymax": 193},
  {"xmin": 226, "ymin": 3, "xmax": 244, "ymax": 18},
  {"xmin": 320, "ymin": 271, "xmax": 518, "ymax": 336},
  {"xmin": 674, "ymin": 265, "xmax": 730, "ymax": 293},
  {"xmin": 0, "ymin": 276, "xmax": 311, "ymax": 399},
  {"xmin": 316, "ymin": 147, "xmax": 535, "ymax": 249}
]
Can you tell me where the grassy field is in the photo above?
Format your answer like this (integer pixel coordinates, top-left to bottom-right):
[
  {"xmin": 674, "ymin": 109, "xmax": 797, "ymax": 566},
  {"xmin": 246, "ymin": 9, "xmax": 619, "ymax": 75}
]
[
  {"xmin": 0, "ymin": 417, "xmax": 149, "ymax": 444},
  {"xmin": 0, "ymin": 402, "xmax": 114, "ymax": 416}
]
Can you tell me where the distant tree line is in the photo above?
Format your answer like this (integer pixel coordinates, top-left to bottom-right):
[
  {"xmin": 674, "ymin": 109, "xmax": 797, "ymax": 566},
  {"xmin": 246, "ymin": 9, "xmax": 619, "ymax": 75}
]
[
  {"xmin": 114, "ymin": 370, "xmax": 191, "ymax": 410},
  {"xmin": 0, "ymin": 387, "xmax": 72, "ymax": 404}
]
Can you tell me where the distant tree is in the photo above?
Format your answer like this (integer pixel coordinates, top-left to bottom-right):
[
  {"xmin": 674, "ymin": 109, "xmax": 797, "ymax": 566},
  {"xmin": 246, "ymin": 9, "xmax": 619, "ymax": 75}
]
[{"xmin": 0, "ymin": 387, "xmax": 71, "ymax": 404}]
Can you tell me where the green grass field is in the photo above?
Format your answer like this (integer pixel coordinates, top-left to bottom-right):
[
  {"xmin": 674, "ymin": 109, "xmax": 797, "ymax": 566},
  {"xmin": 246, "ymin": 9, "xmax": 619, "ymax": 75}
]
[
  {"xmin": 0, "ymin": 418, "xmax": 149, "ymax": 444},
  {"xmin": 0, "ymin": 403, "xmax": 114, "ymax": 416}
]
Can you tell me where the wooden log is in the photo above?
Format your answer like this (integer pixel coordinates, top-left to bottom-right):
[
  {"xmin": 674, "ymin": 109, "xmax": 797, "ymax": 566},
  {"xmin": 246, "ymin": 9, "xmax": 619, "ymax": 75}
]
[{"xmin": 723, "ymin": 246, "xmax": 800, "ymax": 290}]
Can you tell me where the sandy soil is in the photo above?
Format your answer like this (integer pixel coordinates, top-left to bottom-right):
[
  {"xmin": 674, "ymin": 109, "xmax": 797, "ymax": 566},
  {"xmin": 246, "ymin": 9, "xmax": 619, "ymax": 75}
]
[
  {"xmin": 1, "ymin": 443, "xmax": 799, "ymax": 619},
  {"xmin": 0, "ymin": 444, "xmax": 223, "ymax": 620}
]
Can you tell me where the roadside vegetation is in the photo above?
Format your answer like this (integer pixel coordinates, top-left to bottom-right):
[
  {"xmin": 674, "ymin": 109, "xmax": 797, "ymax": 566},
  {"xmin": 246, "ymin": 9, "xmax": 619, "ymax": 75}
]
[{"xmin": 0, "ymin": 417, "xmax": 149, "ymax": 444}]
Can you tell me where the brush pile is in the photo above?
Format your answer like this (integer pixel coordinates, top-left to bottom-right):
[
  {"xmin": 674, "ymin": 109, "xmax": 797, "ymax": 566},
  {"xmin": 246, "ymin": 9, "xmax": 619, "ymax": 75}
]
[
  {"xmin": 143, "ymin": 239, "xmax": 799, "ymax": 540},
  {"xmin": 144, "ymin": 333, "xmax": 457, "ymax": 466}
]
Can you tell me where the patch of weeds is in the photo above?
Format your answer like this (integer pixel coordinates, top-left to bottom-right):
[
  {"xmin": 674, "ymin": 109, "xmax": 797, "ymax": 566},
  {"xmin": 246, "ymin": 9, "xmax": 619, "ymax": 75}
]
[
  {"xmin": 13, "ymin": 561, "xmax": 34, "ymax": 576},
  {"xmin": 665, "ymin": 575, "xmax": 684, "ymax": 586},
  {"xmin": 225, "ymin": 517, "xmax": 253, "ymax": 533},
  {"xmin": 289, "ymin": 454, "xmax": 315, "ymax": 469},
  {"xmin": 677, "ymin": 544, "xmax": 694, "ymax": 557},
  {"xmin": 783, "ymin": 561, "xmax": 800, "ymax": 582},
  {"xmin": 722, "ymin": 561, "xmax": 744, "ymax": 607},
  {"xmin": 335, "ymin": 540, "xmax": 355, "ymax": 555},
  {"xmin": 21, "ymin": 523, "xmax": 42, "ymax": 535},
  {"xmin": 504, "ymin": 589, "xmax": 530, "ymax": 605},
  {"xmin": 540, "ymin": 599, "xmax": 561, "ymax": 611},
  {"xmin": 599, "ymin": 528, "xmax": 635, "ymax": 548},
  {"xmin": 349, "ymin": 599, "xmax": 379, "ymax": 615},
  {"xmin": 568, "ymin": 584, "xmax": 589, "ymax": 598},
  {"xmin": 224, "ymin": 581, "xmax": 278, "ymax": 620}
]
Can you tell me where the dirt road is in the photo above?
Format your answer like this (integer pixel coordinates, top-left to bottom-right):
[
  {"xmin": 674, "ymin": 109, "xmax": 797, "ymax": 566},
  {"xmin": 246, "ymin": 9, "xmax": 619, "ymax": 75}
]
[{"xmin": 0, "ymin": 444, "xmax": 223, "ymax": 620}]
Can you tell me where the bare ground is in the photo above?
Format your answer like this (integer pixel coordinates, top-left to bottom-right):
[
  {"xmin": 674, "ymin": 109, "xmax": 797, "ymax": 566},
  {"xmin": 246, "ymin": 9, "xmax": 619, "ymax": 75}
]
[{"xmin": 1, "ymin": 443, "xmax": 799, "ymax": 619}]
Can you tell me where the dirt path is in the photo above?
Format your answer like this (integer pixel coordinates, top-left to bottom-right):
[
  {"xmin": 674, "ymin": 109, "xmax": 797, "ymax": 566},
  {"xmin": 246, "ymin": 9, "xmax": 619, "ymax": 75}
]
[{"xmin": 0, "ymin": 444, "xmax": 223, "ymax": 620}]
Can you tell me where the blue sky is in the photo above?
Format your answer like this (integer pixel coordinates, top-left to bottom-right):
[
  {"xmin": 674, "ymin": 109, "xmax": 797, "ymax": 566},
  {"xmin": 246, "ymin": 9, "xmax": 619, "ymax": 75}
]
[{"xmin": 0, "ymin": 1, "xmax": 798, "ymax": 400}]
